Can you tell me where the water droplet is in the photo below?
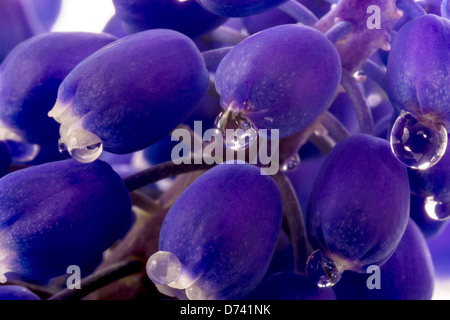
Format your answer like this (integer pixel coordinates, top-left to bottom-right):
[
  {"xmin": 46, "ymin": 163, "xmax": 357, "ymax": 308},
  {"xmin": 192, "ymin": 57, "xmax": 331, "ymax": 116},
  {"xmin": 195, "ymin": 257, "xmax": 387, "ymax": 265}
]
[
  {"xmin": 390, "ymin": 111, "xmax": 448, "ymax": 170},
  {"xmin": 281, "ymin": 153, "xmax": 301, "ymax": 172},
  {"xmin": 185, "ymin": 284, "xmax": 207, "ymax": 300},
  {"xmin": 353, "ymin": 70, "xmax": 367, "ymax": 82},
  {"xmin": 58, "ymin": 139, "xmax": 71, "ymax": 159},
  {"xmin": 214, "ymin": 107, "xmax": 258, "ymax": 151},
  {"xmin": 64, "ymin": 129, "xmax": 103, "ymax": 163},
  {"xmin": 306, "ymin": 250, "xmax": 342, "ymax": 288},
  {"xmin": 424, "ymin": 196, "xmax": 450, "ymax": 221},
  {"xmin": 146, "ymin": 251, "xmax": 182, "ymax": 285},
  {"xmin": 69, "ymin": 142, "xmax": 103, "ymax": 163}
]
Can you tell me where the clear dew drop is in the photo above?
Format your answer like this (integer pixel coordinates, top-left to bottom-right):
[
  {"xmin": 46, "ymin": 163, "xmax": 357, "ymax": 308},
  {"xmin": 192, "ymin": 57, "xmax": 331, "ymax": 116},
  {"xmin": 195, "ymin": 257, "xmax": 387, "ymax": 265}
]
[
  {"xmin": 69, "ymin": 142, "xmax": 103, "ymax": 163},
  {"xmin": 306, "ymin": 249, "xmax": 342, "ymax": 288},
  {"xmin": 390, "ymin": 111, "xmax": 448, "ymax": 170},
  {"xmin": 59, "ymin": 129, "xmax": 103, "ymax": 163},
  {"xmin": 424, "ymin": 196, "xmax": 450, "ymax": 221},
  {"xmin": 58, "ymin": 139, "xmax": 71, "ymax": 159},
  {"xmin": 214, "ymin": 107, "xmax": 258, "ymax": 151},
  {"xmin": 146, "ymin": 251, "xmax": 182, "ymax": 285},
  {"xmin": 281, "ymin": 153, "xmax": 301, "ymax": 172},
  {"xmin": 185, "ymin": 284, "xmax": 207, "ymax": 300},
  {"xmin": 353, "ymin": 70, "xmax": 367, "ymax": 83}
]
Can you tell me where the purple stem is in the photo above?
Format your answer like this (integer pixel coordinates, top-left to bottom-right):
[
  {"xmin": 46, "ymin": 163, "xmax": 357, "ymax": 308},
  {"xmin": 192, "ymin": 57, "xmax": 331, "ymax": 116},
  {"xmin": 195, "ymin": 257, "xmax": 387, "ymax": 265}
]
[
  {"xmin": 341, "ymin": 68, "xmax": 376, "ymax": 135},
  {"xmin": 278, "ymin": 0, "xmax": 319, "ymax": 26},
  {"xmin": 325, "ymin": 20, "xmax": 353, "ymax": 44},
  {"xmin": 122, "ymin": 158, "xmax": 216, "ymax": 193},
  {"xmin": 202, "ymin": 46, "xmax": 233, "ymax": 71},
  {"xmin": 442, "ymin": 0, "xmax": 449, "ymax": 18},
  {"xmin": 207, "ymin": 26, "xmax": 247, "ymax": 45},
  {"xmin": 272, "ymin": 171, "xmax": 313, "ymax": 274},
  {"xmin": 396, "ymin": 0, "xmax": 427, "ymax": 18},
  {"xmin": 361, "ymin": 59, "xmax": 388, "ymax": 93}
]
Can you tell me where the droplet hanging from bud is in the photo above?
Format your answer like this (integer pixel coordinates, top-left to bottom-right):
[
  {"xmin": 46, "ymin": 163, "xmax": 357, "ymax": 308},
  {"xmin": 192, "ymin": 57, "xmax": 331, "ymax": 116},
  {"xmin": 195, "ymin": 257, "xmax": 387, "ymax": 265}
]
[
  {"xmin": 390, "ymin": 111, "xmax": 448, "ymax": 170},
  {"xmin": 214, "ymin": 107, "xmax": 258, "ymax": 151},
  {"xmin": 146, "ymin": 251, "xmax": 182, "ymax": 285},
  {"xmin": 424, "ymin": 196, "xmax": 450, "ymax": 221},
  {"xmin": 281, "ymin": 153, "xmax": 301, "ymax": 172},
  {"xmin": 306, "ymin": 249, "xmax": 342, "ymax": 288}
]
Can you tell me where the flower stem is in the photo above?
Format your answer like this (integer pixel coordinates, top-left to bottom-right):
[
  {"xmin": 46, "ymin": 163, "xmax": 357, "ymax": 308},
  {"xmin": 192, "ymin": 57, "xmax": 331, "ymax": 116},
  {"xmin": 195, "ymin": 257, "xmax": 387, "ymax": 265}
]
[
  {"xmin": 396, "ymin": 0, "xmax": 427, "ymax": 18},
  {"xmin": 361, "ymin": 59, "xmax": 388, "ymax": 93},
  {"xmin": 325, "ymin": 20, "xmax": 353, "ymax": 44},
  {"xmin": 202, "ymin": 46, "xmax": 233, "ymax": 71},
  {"xmin": 272, "ymin": 171, "xmax": 313, "ymax": 275},
  {"xmin": 122, "ymin": 158, "xmax": 216, "ymax": 193},
  {"xmin": 206, "ymin": 26, "xmax": 247, "ymax": 45},
  {"xmin": 278, "ymin": 0, "xmax": 319, "ymax": 26},
  {"xmin": 340, "ymin": 68, "xmax": 375, "ymax": 135}
]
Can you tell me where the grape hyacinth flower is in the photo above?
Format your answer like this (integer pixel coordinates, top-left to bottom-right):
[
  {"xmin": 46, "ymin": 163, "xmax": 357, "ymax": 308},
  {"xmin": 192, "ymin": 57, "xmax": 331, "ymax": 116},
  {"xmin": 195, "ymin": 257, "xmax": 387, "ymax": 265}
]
[
  {"xmin": 333, "ymin": 219, "xmax": 435, "ymax": 300},
  {"xmin": 194, "ymin": 0, "xmax": 289, "ymax": 17},
  {"xmin": 0, "ymin": 159, "xmax": 133, "ymax": 282},
  {"xmin": 48, "ymin": 29, "xmax": 210, "ymax": 163},
  {"xmin": 146, "ymin": 162, "xmax": 283, "ymax": 300},
  {"xmin": 215, "ymin": 24, "xmax": 341, "ymax": 147},
  {"xmin": 0, "ymin": 32, "xmax": 118, "ymax": 162},
  {"xmin": 306, "ymin": 134, "xmax": 410, "ymax": 286}
]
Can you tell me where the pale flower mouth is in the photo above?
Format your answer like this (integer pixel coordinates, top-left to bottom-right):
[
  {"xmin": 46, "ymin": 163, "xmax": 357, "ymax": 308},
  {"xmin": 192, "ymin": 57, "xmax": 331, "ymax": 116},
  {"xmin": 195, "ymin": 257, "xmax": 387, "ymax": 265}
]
[
  {"xmin": 48, "ymin": 100, "xmax": 103, "ymax": 163},
  {"xmin": 0, "ymin": 242, "xmax": 17, "ymax": 284}
]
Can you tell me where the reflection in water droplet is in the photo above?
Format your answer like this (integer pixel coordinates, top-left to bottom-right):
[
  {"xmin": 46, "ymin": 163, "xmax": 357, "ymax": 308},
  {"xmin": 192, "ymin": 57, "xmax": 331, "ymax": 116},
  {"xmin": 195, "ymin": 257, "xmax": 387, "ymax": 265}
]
[
  {"xmin": 70, "ymin": 142, "xmax": 103, "ymax": 163},
  {"xmin": 424, "ymin": 196, "xmax": 450, "ymax": 221},
  {"xmin": 306, "ymin": 250, "xmax": 342, "ymax": 288},
  {"xmin": 62, "ymin": 129, "xmax": 103, "ymax": 163},
  {"xmin": 390, "ymin": 111, "xmax": 447, "ymax": 170},
  {"xmin": 58, "ymin": 139, "xmax": 71, "ymax": 159},
  {"xmin": 281, "ymin": 153, "xmax": 301, "ymax": 172},
  {"xmin": 146, "ymin": 251, "xmax": 182, "ymax": 285},
  {"xmin": 214, "ymin": 107, "xmax": 258, "ymax": 151},
  {"xmin": 353, "ymin": 70, "xmax": 367, "ymax": 83}
]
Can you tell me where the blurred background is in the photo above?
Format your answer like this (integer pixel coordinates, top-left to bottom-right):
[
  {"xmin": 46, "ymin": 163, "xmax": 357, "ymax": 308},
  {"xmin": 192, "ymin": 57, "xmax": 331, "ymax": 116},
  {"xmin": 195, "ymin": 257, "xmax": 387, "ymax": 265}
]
[{"xmin": 51, "ymin": 0, "xmax": 115, "ymax": 32}]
